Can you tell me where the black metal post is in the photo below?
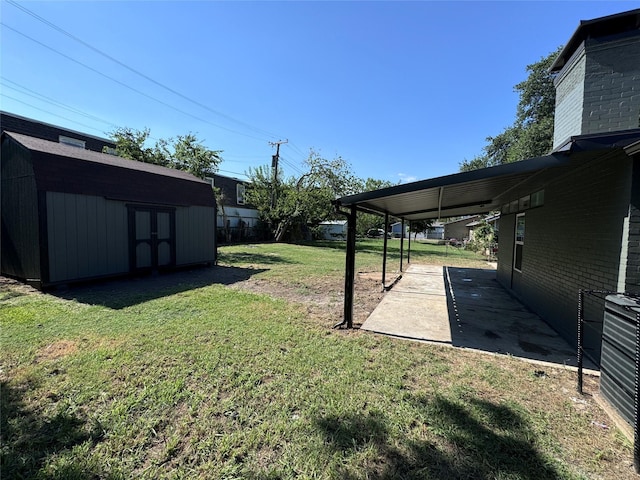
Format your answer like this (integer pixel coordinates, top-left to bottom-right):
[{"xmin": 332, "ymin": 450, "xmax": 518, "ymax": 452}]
[
  {"xmin": 577, "ymin": 289, "xmax": 584, "ymax": 394},
  {"xmin": 407, "ymin": 221, "xmax": 412, "ymax": 264},
  {"xmin": 342, "ymin": 206, "xmax": 357, "ymax": 329},
  {"xmin": 382, "ymin": 212, "xmax": 389, "ymax": 289},
  {"xmin": 400, "ymin": 219, "xmax": 405, "ymax": 273},
  {"xmin": 634, "ymin": 311, "xmax": 640, "ymax": 474}
]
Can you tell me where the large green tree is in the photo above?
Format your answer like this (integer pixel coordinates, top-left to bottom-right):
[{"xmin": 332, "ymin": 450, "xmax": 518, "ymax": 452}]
[
  {"xmin": 105, "ymin": 127, "xmax": 223, "ymax": 179},
  {"xmin": 246, "ymin": 150, "xmax": 359, "ymax": 242},
  {"xmin": 460, "ymin": 47, "xmax": 561, "ymax": 172}
]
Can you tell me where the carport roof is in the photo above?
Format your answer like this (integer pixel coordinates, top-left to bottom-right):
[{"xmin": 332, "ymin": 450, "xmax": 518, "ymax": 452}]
[{"xmin": 335, "ymin": 129, "xmax": 640, "ymax": 221}]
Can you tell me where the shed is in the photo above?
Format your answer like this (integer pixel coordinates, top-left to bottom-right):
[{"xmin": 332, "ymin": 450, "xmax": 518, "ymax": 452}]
[
  {"xmin": 318, "ymin": 220, "xmax": 347, "ymax": 240},
  {"xmin": 1, "ymin": 131, "xmax": 217, "ymax": 288}
]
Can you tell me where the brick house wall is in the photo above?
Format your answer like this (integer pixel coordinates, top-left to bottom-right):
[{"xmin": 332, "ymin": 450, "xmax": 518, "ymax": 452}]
[
  {"xmin": 497, "ymin": 151, "xmax": 634, "ymax": 362},
  {"xmin": 553, "ymin": 32, "xmax": 640, "ymax": 149}
]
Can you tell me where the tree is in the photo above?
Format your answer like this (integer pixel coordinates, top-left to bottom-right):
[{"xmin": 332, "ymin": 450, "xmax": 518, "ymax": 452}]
[
  {"xmin": 460, "ymin": 47, "xmax": 561, "ymax": 172},
  {"xmin": 106, "ymin": 127, "xmax": 222, "ymax": 179},
  {"xmin": 355, "ymin": 178, "xmax": 395, "ymax": 236},
  {"xmin": 246, "ymin": 150, "xmax": 359, "ymax": 242}
]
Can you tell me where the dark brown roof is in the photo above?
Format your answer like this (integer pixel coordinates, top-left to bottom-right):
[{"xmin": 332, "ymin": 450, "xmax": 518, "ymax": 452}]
[{"xmin": 3, "ymin": 131, "xmax": 216, "ymax": 208}]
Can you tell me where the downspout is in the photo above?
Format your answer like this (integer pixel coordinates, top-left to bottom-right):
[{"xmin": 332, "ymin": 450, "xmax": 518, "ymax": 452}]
[
  {"xmin": 382, "ymin": 212, "xmax": 389, "ymax": 290},
  {"xmin": 333, "ymin": 203, "xmax": 357, "ymax": 329}
]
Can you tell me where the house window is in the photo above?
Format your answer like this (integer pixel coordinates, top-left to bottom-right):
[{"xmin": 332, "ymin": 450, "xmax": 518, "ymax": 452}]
[
  {"xmin": 514, "ymin": 213, "xmax": 525, "ymax": 272},
  {"xmin": 531, "ymin": 189, "xmax": 545, "ymax": 208},
  {"xmin": 59, "ymin": 135, "xmax": 85, "ymax": 149},
  {"xmin": 237, "ymin": 184, "xmax": 245, "ymax": 205}
]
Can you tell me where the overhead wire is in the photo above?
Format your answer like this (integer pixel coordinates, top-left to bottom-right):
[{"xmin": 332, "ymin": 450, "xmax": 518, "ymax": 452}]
[
  {"xmin": 5, "ymin": 0, "xmax": 280, "ymax": 141},
  {"xmin": 0, "ymin": 94, "xmax": 112, "ymax": 136},
  {"xmin": 0, "ymin": 22, "xmax": 276, "ymax": 143},
  {"xmin": 1, "ymin": 77, "xmax": 120, "ymax": 129}
]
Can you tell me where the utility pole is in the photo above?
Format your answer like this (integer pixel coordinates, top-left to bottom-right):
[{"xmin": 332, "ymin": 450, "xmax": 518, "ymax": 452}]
[{"xmin": 269, "ymin": 139, "xmax": 288, "ymax": 209}]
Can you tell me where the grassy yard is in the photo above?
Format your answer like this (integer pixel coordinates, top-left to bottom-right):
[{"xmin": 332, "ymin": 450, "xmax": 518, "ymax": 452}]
[{"xmin": 1, "ymin": 241, "xmax": 634, "ymax": 479}]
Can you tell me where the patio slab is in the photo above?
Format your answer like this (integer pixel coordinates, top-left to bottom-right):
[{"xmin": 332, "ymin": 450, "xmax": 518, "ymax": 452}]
[{"xmin": 361, "ymin": 264, "xmax": 598, "ymax": 371}]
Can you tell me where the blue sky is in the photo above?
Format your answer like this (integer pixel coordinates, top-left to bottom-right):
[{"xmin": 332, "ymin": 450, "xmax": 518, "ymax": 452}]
[{"xmin": 1, "ymin": 1, "xmax": 636, "ymax": 183}]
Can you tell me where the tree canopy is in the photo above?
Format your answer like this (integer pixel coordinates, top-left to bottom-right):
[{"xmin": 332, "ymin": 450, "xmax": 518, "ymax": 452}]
[
  {"xmin": 245, "ymin": 150, "xmax": 360, "ymax": 242},
  {"xmin": 105, "ymin": 127, "xmax": 223, "ymax": 179},
  {"xmin": 460, "ymin": 47, "xmax": 561, "ymax": 172}
]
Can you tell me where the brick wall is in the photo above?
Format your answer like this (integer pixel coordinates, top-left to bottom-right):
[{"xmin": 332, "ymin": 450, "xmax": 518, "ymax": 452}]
[
  {"xmin": 582, "ymin": 36, "xmax": 640, "ymax": 136},
  {"xmin": 497, "ymin": 152, "xmax": 633, "ymax": 362},
  {"xmin": 552, "ymin": 35, "xmax": 640, "ymax": 149},
  {"xmin": 553, "ymin": 48, "xmax": 586, "ymax": 149}
]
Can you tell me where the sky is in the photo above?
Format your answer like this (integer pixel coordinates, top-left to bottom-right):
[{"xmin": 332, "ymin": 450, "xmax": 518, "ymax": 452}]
[{"xmin": 1, "ymin": 1, "xmax": 637, "ymax": 184}]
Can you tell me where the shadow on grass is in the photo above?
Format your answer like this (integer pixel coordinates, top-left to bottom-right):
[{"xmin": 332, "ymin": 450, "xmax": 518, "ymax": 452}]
[
  {"xmin": 313, "ymin": 394, "xmax": 563, "ymax": 480},
  {"xmin": 217, "ymin": 251, "xmax": 299, "ymax": 265},
  {"xmin": 53, "ymin": 265, "xmax": 268, "ymax": 309},
  {"xmin": 1, "ymin": 380, "xmax": 104, "ymax": 480}
]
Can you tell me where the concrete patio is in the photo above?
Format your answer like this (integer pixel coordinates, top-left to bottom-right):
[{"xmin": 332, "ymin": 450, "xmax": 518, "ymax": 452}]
[{"xmin": 361, "ymin": 264, "xmax": 598, "ymax": 371}]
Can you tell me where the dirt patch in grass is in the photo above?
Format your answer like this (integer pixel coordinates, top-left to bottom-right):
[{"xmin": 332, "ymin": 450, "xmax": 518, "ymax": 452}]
[
  {"xmin": 34, "ymin": 340, "xmax": 78, "ymax": 362},
  {"xmin": 228, "ymin": 270, "xmax": 385, "ymax": 327}
]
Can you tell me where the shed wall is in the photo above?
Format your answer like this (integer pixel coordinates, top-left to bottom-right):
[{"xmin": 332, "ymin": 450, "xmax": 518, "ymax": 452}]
[
  {"xmin": 497, "ymin": 153, "xmax": 632, "ymax": 362},
  {"xmin": 46, "ymin": 192, "xmax": 128, "ymax": 283},
  {"xmin": 176, "ymin": 205, "xmax": 216, "ymax": 265},
  {"xmin": 1, "ymin": 139, "xmax": 41, "ymax": 280}
]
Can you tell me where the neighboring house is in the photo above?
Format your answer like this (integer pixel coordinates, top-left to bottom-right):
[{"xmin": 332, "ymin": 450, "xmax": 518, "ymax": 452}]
[
  {"xmin": 426, "ymin": 222, "xmax": 445, "ymax": 240},
  {"xmin": 467, "ymin": 214, "xmax": 500, "ymax": 242},
  {"xmin": 336, "ymin": 9, "xmax": 640, "ymax": 365},
  {"xmin": 0, "ymin": 111, "xmax": 116, "ymax": 153},
  {"xmin": 1, "ymin": 132, "xmax": 216, "ymax": 288},
  {"xmin": 390, "ymin": 222, "xmax": 408, "ymax": 238},
  {"xmin": 443, "ymin": 215, "xmax": 480, "ymax": 242},
  {"xmin": 211, "ymin": 173, "xmax": 260, "ymax": 242},
  {"xmin": 318, "ymin": 220, "xmax": 347, "ymax": 240}
]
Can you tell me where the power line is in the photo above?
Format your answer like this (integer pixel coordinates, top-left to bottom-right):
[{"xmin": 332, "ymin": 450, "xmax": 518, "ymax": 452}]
[
  {"xmin": 1, "ymin": 77, "xmax": 119, "ymax": 128},
  {"xmin": 0, "ymin": 94, "xmax": 112, "ymax": 135},
  {"xmin": 1, "ymin": 22, "xmax": 274, "ymax": 142},
  {"xmin": 6, "ymin": 0, "xmax": 280, "ymax": 140}
]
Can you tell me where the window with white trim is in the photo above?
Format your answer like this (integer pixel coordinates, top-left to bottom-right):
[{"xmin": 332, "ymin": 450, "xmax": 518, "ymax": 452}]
[
  {"xmin": 58, "ymin": 135, "xmax": 85, "ymax": 149},
  {"xmin": 236, "ymin": 184, "xmax": 246, "ymax": 205}
]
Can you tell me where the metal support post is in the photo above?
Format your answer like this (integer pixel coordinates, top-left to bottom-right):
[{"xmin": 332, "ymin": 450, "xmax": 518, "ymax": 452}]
[
  {"xmin": 382, "ymin": 212, "xmax": 389, "ymax": 289},
  {"xmin": 577, "ymin": 289, "xmax": 584, "ymax": 394},
  {"xmin": 399, "ymin": 219, "xmax": 405, "ymax": 272}
]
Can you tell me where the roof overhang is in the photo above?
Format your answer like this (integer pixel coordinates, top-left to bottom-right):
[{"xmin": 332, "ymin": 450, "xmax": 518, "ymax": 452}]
[{"xmin": 335, "ymin": 129, "xmax": 640, "ymax": 222}]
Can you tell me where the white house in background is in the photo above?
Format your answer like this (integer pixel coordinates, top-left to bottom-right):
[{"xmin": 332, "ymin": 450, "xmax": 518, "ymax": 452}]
[
  {"xmin": 210, "ymin": 173, "xmax": 260, "ymax": 242},
  {"xmin": 390, "ymin": 222, "xmax": 408, "ymax": 237},
  {"xmin": 425, "ymin": 222, "xmax": 445, "ymax": 240},
  {"xmin": 318, "ymin": 220, "xmax": 347, "ymax": 240}
]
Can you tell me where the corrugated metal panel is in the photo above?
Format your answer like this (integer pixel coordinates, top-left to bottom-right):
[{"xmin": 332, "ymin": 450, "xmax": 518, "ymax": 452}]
[{"xmin": 600, "ymin": 295, "xmax": 640, "ymax": 427}]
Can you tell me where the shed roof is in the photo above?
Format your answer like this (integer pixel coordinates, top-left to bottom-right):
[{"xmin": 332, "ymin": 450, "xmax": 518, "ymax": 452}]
[
  {"xmin": 335, "ymin": 130, "xmax": 640, "ymax": 221},
  {"xmin": 3, "ymin": 131, "xmax": 216, "ymax": 207}
]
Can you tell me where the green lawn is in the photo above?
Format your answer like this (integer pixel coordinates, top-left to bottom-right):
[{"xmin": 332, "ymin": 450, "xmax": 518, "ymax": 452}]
[{"xmin": 1, "ymin": 241, "xmax": 633, "ymax": 479}]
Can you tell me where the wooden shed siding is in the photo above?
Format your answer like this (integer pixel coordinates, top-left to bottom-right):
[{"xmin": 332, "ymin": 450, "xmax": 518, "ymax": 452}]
[
  {"xmin": 46, "ymin": 192, "xmax": 128, "ymax": 283},
  {"xmin": 1, "ymin": 139, "xmax": 40, "ymax": 280},
  {"xmin": 176, "ymin": 206, "xmax": 216, "ymax": 265}
]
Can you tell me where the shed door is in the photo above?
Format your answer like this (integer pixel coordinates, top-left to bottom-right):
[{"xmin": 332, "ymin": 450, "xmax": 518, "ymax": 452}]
[{"xmin": 128, "ymin": 206, "xmax": 176, "ymax": 272}]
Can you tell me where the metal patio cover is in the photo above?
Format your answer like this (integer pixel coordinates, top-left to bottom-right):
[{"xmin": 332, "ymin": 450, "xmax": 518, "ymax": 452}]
[{"xmin": 334, "ymin": 130, "xmax": 640, "ymax": 221}]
